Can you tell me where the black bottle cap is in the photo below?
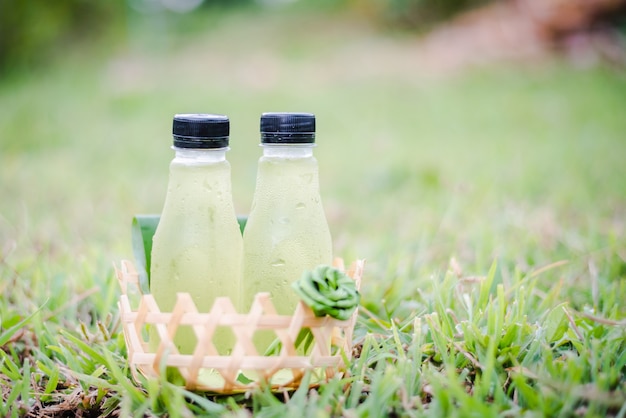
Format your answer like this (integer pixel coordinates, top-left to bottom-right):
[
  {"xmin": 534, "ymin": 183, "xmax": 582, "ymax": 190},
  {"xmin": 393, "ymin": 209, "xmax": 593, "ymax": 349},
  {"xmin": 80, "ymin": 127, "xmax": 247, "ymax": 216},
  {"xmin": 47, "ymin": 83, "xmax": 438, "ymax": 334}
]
[
  {"xmin": 260, "ymin": 112, "xmax": 315, "ymax": 144},
  {"xmin": 172, "ymin": 114, "xmax": 229, "ymax": 149}
]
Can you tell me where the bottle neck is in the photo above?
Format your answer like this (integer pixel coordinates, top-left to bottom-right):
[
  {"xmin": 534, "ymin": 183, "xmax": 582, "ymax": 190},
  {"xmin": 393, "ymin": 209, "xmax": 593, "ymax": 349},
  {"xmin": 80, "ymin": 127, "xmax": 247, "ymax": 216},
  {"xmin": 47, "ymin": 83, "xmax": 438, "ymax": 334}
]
[
  {"xmin": 261, "ymin": 144, "xmax": 314, "ymax": 158},
  {"xmin": 173, "ymin": 146, "xmax": 228, "ymax": 163}
]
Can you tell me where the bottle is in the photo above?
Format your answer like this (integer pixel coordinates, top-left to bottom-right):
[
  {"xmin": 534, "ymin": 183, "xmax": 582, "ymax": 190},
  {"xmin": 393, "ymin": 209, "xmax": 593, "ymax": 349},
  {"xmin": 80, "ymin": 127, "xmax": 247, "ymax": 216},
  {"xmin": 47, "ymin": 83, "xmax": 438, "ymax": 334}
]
[
  {"xmin": 242, "ymin": 112, "xmax": 333, "ymax": 353},
  {"xmin": 150, "ymin": 113, "xmax": 242, "ymax": 355}
]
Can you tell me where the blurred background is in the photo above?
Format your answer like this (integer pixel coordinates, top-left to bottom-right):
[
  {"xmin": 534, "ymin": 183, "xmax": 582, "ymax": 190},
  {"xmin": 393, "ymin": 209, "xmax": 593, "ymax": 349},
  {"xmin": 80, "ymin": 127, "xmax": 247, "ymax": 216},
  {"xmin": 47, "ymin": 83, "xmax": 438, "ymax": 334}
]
[{"xmin": 1, "ymin": 0, "xmax": 625, "ymax": 300}]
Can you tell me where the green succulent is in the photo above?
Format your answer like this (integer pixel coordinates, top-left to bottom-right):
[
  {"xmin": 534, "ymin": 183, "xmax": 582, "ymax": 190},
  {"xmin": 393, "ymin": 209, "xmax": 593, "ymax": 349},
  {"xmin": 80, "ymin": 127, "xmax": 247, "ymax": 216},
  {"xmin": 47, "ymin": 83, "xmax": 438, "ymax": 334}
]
[{"xmin": 292, "ymin": 265, "xmax": 360, "ymax": 320}]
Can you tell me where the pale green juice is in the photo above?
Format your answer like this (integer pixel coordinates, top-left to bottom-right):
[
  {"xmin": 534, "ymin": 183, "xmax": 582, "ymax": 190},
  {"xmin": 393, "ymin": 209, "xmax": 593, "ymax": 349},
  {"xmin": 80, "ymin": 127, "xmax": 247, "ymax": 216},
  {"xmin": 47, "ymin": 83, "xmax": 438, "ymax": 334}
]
[
  {"xmin": 150, "ymin": 152, "xmax": 242, "ymax": 355},
  {"xmin": 242, "ymin": 148, "xmax": 332, "ymax": 353}
]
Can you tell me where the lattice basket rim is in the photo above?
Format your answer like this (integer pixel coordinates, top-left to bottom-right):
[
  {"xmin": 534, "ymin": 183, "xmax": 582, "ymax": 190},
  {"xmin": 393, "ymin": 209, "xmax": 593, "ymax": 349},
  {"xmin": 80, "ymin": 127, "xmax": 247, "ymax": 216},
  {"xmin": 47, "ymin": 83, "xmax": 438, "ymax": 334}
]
[{"xmin": 115, "ymin": 258, "xmax": 364, "ymax": 393}]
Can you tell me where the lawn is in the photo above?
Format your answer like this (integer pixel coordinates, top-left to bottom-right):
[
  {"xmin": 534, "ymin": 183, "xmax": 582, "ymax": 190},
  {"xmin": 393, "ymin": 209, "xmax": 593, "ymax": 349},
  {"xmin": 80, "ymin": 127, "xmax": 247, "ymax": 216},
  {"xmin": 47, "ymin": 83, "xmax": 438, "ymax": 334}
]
[{"xmin": 1, "ymin": 5, "xmax": 625, "ymax": 417}]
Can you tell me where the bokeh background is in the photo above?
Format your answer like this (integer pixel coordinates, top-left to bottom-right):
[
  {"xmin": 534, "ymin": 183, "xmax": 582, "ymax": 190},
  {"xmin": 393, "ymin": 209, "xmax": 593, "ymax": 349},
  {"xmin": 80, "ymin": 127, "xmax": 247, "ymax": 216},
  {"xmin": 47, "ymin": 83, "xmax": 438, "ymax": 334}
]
[{"xmin": 1, "ymin": 0, "xmax": 625, "ymax": 305}]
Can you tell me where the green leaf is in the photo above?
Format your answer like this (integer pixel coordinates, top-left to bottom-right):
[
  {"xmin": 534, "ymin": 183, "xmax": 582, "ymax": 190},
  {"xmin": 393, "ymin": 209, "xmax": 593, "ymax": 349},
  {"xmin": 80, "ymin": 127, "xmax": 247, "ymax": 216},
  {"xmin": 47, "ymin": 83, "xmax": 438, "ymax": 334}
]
[
  {"xmin": 236, "ymin": 372, "xmax": 254, "ymax": 384},
  {"xmin": 131, "ymin": 215, "xmax": 159, "ymax": 293},
  {"xmin": 131, "ymin": 214, "xmax": 247, "ymax": 291},
  {"xmin": 294, "ymin": 327, "xmax": 315, "ymax": 353},
  {"xmin": 236, "ymin": 215, "xmax": 247, "ymax": 234}
]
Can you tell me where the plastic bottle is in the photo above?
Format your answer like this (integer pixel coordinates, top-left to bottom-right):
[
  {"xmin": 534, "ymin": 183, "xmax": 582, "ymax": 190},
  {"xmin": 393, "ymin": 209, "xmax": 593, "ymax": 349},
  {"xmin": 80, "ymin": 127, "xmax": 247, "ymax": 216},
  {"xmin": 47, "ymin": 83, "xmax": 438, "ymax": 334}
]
[
  {"xmin": 150, "ymin": 113, "xmax": 242, "ymax": 355},
  {"xmin": 242, "ymin": 112, "xmax": 332, "ymax": 353}
]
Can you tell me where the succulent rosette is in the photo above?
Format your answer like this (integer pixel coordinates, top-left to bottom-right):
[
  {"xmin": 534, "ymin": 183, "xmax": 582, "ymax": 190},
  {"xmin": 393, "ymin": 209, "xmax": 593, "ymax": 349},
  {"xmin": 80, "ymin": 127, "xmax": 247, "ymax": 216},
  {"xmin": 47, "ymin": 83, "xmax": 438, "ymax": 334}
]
[{"xmin": 292, "ymin": 265, "xmax": 360, "ymax": 320}]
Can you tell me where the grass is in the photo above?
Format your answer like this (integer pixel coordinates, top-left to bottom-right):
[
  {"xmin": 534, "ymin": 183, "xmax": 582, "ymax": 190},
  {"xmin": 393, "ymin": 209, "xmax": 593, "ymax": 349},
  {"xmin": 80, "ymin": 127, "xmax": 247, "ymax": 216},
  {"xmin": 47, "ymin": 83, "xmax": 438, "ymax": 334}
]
[{"xmin": 1, "ymin": 4, "xmax": 626, "ymax": 417}]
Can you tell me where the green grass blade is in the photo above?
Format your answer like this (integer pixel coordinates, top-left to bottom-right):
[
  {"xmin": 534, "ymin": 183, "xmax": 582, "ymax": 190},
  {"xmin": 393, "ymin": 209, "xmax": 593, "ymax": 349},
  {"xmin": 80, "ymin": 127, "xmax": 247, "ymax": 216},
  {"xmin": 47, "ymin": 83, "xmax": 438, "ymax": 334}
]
[
  {"xmin": 0, "ymin": 350, "xmax": 21, "ymax": 380},
  {"xmin": 179, "ymin": 388, "xmax": 228, "ymax": 415},
  {"xmin": 43, "ymin": 365, "xmax": 60, "ymax": 396},
  {"xmin": 21, "ymin": 358, "xmax": 30, "ymax": 411},
  {"xmin": 0, "ymin": 299, "xmax": 47, "ymax": 346},
  {"xmin": 478, "ymin": 260, "xmax": 498, "ymax": 311},
  {"xmin": 59, "ymin": 329, "xmax": 108, "ymax": 365}
]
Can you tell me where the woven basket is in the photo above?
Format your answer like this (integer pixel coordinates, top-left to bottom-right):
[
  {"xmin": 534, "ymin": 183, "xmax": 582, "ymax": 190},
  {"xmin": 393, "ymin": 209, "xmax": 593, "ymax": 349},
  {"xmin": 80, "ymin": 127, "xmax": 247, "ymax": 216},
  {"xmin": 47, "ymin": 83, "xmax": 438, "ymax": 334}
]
[{"xmin": 115, "ymin": 259, "xmax": 364, "ymax": 393}]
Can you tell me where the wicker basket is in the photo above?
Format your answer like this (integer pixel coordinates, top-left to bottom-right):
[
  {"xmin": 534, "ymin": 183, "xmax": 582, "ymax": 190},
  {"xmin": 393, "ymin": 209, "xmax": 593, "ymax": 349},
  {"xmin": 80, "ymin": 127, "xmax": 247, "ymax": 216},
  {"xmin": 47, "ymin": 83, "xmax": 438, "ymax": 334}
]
[{"xmin": 115, "ymin": 259, "xmax": 364, "ymax": 393}]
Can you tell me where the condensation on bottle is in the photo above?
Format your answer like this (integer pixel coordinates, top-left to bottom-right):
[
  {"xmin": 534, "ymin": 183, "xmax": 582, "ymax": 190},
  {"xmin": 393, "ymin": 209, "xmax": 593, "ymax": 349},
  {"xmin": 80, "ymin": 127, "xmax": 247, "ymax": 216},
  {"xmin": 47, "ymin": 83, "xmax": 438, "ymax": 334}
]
[
  {"xmin": 242, "ymin": 112, "xmax": 333, "ymax": 353},
  {"xmin": 150, "ymin": 113, "xmax": 242, "ymax": 355}
]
